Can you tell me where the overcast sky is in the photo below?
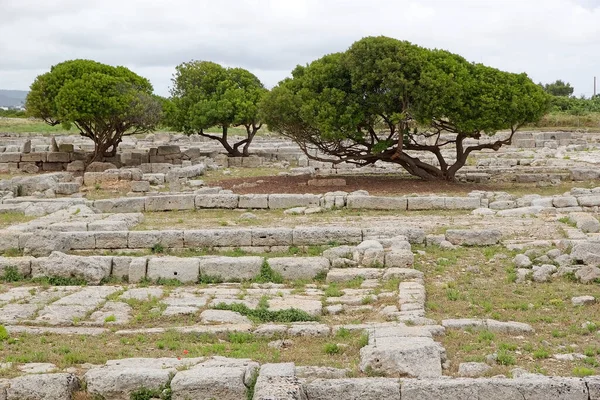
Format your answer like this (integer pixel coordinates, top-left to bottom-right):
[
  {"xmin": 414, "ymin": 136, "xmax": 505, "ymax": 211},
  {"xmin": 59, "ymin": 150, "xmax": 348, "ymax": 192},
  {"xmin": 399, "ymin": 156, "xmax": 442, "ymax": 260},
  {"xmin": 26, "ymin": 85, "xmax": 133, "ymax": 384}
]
[{"xmin": 1, "ymin": 0, "xmax": 599, "ymax": 97}]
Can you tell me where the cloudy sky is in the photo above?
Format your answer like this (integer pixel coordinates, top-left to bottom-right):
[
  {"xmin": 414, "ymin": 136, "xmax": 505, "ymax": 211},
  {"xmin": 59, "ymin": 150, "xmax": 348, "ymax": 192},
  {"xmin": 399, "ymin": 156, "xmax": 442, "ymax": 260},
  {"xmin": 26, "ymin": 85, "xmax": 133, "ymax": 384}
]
[{"xmin": 1, "ymin": 0, "xmax": 599, "ymax": 97}]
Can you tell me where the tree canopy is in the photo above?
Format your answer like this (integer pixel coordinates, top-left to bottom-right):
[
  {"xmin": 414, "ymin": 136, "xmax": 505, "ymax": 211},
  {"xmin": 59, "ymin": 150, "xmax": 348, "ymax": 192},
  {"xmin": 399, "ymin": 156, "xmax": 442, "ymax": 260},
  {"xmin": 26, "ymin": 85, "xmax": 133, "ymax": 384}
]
[
  {"xmin": 542, "ymin": 80, "xmax": 574, "ymax": 97},
  {"xmin": 26, "ymin": 59, "xmax": 161, "ymax": 161},
  {"xmin": 168, "ymin": 61, "xmax": 267, "ymax": 157},
  {"xmin": 262, "ymin": 36, "xmax": 549, "ymax": 180}
]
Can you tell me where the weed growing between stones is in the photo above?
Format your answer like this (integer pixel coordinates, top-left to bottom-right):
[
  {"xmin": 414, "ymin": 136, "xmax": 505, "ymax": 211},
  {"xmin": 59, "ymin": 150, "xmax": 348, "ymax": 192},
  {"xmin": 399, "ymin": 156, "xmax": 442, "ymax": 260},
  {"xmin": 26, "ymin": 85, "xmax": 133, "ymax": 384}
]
[
  {"xmin": 252, "ymin": 260, "xmax": 283, "ymax": 284},
  {"xmin": 0, "ymin": 266, "xmax": 24, "ymax": 282},
  {"xmin": 212, "ymin": 302, "xmax": 316, "ymax": 323},
  {"xmin": 150, "ymin": 243, "xmax": 165, "ymax": 254}
]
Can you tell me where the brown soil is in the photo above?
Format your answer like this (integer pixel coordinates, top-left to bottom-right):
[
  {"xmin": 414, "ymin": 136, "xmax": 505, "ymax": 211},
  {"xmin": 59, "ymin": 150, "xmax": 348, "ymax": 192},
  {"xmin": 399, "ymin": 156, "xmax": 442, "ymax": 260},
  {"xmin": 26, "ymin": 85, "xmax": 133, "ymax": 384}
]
[{"xmin": 215, "ymin": 174, "xmax": 495, "ymax": 196}]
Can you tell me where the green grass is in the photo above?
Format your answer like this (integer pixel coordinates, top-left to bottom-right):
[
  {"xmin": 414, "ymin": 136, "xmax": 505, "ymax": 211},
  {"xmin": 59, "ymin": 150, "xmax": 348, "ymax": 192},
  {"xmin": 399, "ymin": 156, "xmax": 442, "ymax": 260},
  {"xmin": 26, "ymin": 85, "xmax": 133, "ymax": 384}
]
[{"xmin": 212, "ymin": 302, "xmax": 316, "ymax": 323}]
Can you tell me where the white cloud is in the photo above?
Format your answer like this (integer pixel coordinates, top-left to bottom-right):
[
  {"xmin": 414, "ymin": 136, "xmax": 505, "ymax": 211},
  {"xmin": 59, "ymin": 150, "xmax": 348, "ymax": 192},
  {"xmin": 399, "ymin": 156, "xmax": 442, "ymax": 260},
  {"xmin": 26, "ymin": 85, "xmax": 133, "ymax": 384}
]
[{"xmin": 0, "ymin": 0, "xmax": 599, "ymax": 97}]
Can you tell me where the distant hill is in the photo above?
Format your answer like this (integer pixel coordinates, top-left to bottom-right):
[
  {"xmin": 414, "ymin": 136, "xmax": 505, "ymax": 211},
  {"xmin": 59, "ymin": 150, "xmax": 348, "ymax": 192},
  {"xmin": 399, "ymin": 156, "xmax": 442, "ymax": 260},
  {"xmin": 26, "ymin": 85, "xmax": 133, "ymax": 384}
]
[{"xmin": 0, "ymin": 90, "xmax": 28, "ymax": 107}]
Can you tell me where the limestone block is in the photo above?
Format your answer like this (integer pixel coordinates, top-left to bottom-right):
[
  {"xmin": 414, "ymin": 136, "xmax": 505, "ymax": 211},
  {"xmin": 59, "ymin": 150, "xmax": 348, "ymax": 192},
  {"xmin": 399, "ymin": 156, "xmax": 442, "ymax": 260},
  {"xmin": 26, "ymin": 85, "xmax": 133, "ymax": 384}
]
[
  {"xmin": 145, "ymin": 194, "xmax": 195, "ymax": 211},
  {"xmin": 489, "ymin": 200, "xmax": 516, "ymax": 210},
  {"xmin": 170, "ymin": 366, "xmax": 248, "ymax": 400},
  {"xmin": 195, "ymin": 194, "xmax": 239, "ymax": 209},
  {"xmin": 93, "ymin": 197, "xmax": 146, "ymax": 213},
  {"xmin": 326, "ymin": 268, "xmax": 383, "ymax": 283},
  {"xmin": 95, "ymin": 232, "xmax": 129, "ymax": 249},
  {"xmin": 304, "ymin": 378, "xmax": 400, "ymax": 400},
  {"xmin": 21, "ymin": 152, "xmax": 47, "ymax": 162},
  {"xmin": 23, "ymin": 230, "xmax": 72, "ymax": 257},
  {"xmin": 147, "ymin": 257, "xmax": 199, "ymax": 283},
  {"xmin": 84, "ymin": 367, "xmax": 172, "ymax": 400},
  {"xmin": 268, "ymin": 257, "xmax": 330, "ymax": 280},
  {"xmin": 0, "ymin": 256, "xmax": 32, "ymax": 277},
  {"xmin": 407, "ymin": 197, "xmax": 445, "ymax": 210},
  {"xmin": 128, "ymin": 230, "xmax": 184, "ymax": 249},
  {"xmin": 31, "ymin": 252, "xmax": 111, "ymax": 284},
  {"xmin": 359, "ymin": 338, "xmax": 442, "ymax": 378},
  {"xmin": 184, "ymin": 229, "xmax": 252, "ymax": 248},
  {"xmin": 239, "ymin": 194, "xmax": 269, "ymax": 209},
  {"xmin": 131, "ymin": 181, "xmax": 150, "ymax": 192},
  {"xmin": 578, "ymin": 195, "xmax": 600, "ymax": 207},
  {"xmin": 199, "ymin": 256, "xmax": 263, "ymax": 281},
  {"xmin": 54, "ymin": 182, "xmax": 80, "ymax": 195},
  {"xmin": 569, "ymin": 213, "xmax": 600, "ymax": 233},
  {"xmin": 362, "ymin": 227, "xmax": 425, "ymax": 244},
  {"xmin": 553, "ymin": 196, "xmax": 579, "ymax": 208},
  {"xmin": 445, "ymin": 229, "xmax": 501, "ymax": 246},
  {"xmin": 111, "ymin": 256, "xmax": 132, "ymax": 280},
  {"xmin": 347, "ymin": 196, "xmax": 407, "ymax": 210},
  {"xmin": 384, "ymin": 250, "xmax": 415, "ymax": 268},
  {"xmin": 7, "ymin": 373, "xmax": 79, "ymax": 400},
  {"xmin": 444, "ymin": 197, "xmax": 481, "ymax": 210},
  {"xmin": 252, "ymin": 228, "xmax": 293, "ymax": 246},
  {"xmin": 293, "ymin": 227, "xmax": 362, "ymax": 246},
  {"xmin": 400, "ymin": 377, "xmax": 588, "ymax": 400},
  {"xmin": 268, "ymin": 194, "xmax": 320, "ymax": 209},
  {"xmin": 0, "ymin": 153, "xmax": 21, "ymax": 163},
  {"xmin": 64, "ymin": 232, "xmax": 96, "ymax": 250},
  {"xmin": 47, "ymin": 152, "xmax": 70, "ymax": 163},
  {"xmin": 128, "ymin": 258, "xmax": 148, "ymax": 283}
]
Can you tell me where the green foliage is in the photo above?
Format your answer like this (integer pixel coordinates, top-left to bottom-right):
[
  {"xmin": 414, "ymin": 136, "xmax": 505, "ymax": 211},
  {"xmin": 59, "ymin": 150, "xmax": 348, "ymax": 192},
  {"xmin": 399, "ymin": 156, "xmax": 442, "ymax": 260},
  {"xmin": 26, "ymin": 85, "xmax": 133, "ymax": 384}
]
[
  {"xmin": 26, "ymin": 59, "xmax": 161, "ymax": 160},
  {"xmin": 0, "ymin": 266, "xmax": 24, "ymax": 282},
  {"xmin": 168, "ymin": 61, "xmax": 267, "ymax": 156},
  {"xmin": 542, "ymin": 80, "xmax": 574, "ymax": 97},
  {"xmin": 32, "ymin": 276, "xmax": 87, "ymax": 286},
  {"xmin": 262, "ymin": 36, "xmax": 548, "ymax": 180},
  {"xmin": 323, "ymin": 343, "xmax": 340, "ymax": 355},
  {"xmin": 212, "ymin": 302, "xmax": 317, "ymax": 323},
  {"xmin": 324, "ymin": 284, "xmax": 343, "ymax": 297},
  {"xmin": 0, "ymin": 325, "xmax": 9, "ymax": 341},
  {"xmin": 497, "ymin": 349, "xmax": 516, "ymax": 366},
  {"xmin": 0, "ymin": 109, "xmax": 26, "ymax": 118},
  {"xmin": 150, "ymin": 243, "xmax": 165, "ymax": 254},
  {"xmin": 253, "ymin": 260, "xmax": 284, "ymax": 284},
  {"xmin": 573, "ymin": 367, "xmax": 595, "ymax": 377}
]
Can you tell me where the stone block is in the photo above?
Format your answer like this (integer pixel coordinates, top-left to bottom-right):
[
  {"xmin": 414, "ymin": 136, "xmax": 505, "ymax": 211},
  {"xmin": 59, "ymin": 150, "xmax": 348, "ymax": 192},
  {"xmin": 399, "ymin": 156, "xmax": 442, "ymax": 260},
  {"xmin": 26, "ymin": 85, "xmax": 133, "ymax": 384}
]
[
  {"xmin": 7, "ymin": 373, "xmax": 79, "ymax": 400},
  {"xmin": 268, "ymin": 194, "xmax": 320, "ymax": 209},
  {"xmin": 20, "ymin": 152, "xmax": 46, "ymax": 162},
  {"xmin": 55, "ymin": 182, "xmax": 80, "ymax": 195},
  {"xmin": 170, "ymin": 366, "xmax": 248, "ymax": 400},
  {"xmin": 64, "ymin": 232, "xmax": 96, "ymax": 250},
  {"xmin": 267, "ymin": 257, "xmax": 330, "ymax": 280},
  {"xmin": 195, "ymin": 194, "xmax": 239, "ymax": 209},
  {"xmin": 578, "ymin": 195, "xmax": 600, "ymax": 207},
  {"xmin": 0, "ymin": 153, "xmax": 21, "ymax": 163},
  {"xmin": 131, "ymin": 181, "xmax": 150, "ymax": 192},
  {"xmin": 84, "ymin": 366, "xmax": 172, "ymax": 400},
  {"xmin": 384, "ymin": 250, "xmax": 414, "ymax": 268},
  {"xmin": 407, "ymin": 197, "xmax": 445, "ymax": 210},
  {"xmin": 184, "ymin": 229, "xmax": 252, "ymax": 248},
  {"xmin": 304, "ymin": 378, "xmax": 400, "ymax": 400},
  {"xmin": 47, "ymin": 152, "xmax": 70, "ymax": 163},
  {"xmin": 128, "ymin": 230, "xmax": 184, "ymax": 249},
  {"xmin": 293, "ymin": 227, "xmax": 362, "ymax": 246},
  {"xmin": 128, "ymin": 258, "xmax": 148, "ymax": 283},
  {"xmin": 347, "ymin": 196, "xmax": 407, "ymax": 210},
  {"xmin": 444, "ymin": 197, "xmax": 481, "ymax": 210},
  {"xmin": 326, "ymin": 268, "xmax": 383, "ymax": 283},
  {"xmin": 147, "ymin": 257, "xmax": 199, "ymax": 283},
  {"xmin": 199, "ymin": 256, "xmax": 263, "ymax": 281},
  {"xmin": 445, "ymin": 229, "xmax": 501, "ymax": 246},
  {"xmin": 95, "ymin": 232, "xmax": 129, "ymax": 249},
  {"xmin": 360, "ymin": 338, "xmax": 442, "ymax": 378},
  {"xmin": 553, "ymin": 196, "xmax": 579, "ymax": 208},
  {"xmin": 0, "ymin": 232, "xmax": 20, "ymax": 252},
  {"xmin": 93, "ymin": 197, "xmax": 146, "ymax": 213},
  {"xmin": 252, "ymin": 228, "xmax": 293, "ymax": 246},
  {"xmin": 145, "ymin": 194, "xmax": 195, "ymax": 211},
  {"xmin": 0, "ymin": 256, "xmax": 32, "ymax": 277},
  {"xmin": 31, "ymin": 252, "xmax": 111, "ymax": 284},
  {"xmin": 400, "ymin": 377, "xmax": 588, "ymax": 400},
  {"xmin": 239, "ymin": 194, "xmax": 269, "ymax": 209}
]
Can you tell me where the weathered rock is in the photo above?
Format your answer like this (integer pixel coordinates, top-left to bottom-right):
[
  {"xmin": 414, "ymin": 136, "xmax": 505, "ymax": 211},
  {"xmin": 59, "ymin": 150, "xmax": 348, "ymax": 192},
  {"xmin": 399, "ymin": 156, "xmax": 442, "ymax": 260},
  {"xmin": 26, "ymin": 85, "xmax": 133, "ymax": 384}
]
[
  {"xmin": 532, "ymin": 264, "xmax": 557, "ymax": 282},
  {"xmin": 267, "ymin": 257, "xmax": 330, "ymax": 281},
  {"xmin": 84, "ymin": 367, "xmax": 172, "ymax": 400},
  {"xmin": 575, "ymin": 266, "xmax": 600, "ymax": 284},
  {"xmin": 304, "ymin": 378, "xmax": 401, "ymax": 400},
  {"xmin": 7, "ymin": 373, "xmax": 79, "ymax": 400},
  {"xmin": 445, "ymin": 229, "xmax": 501, "ymax": 246},
  {"xmin": 400, "ymin": 377, "xmax": 588, "ymax": 400},
  {"xmin": 170, "ymin": 364, "xmax": 251, "ymax": 400},
  {"xmin": 572, "ymin": 295, "xmax": 596, "ymax": 306},
  {"xmin": 513, "ymin": 254, "xmax": 532, "ymax": 268},
  {"xmin": 199, "ymin": 256, "xmax": 263, "ymax": 281},
  {"xmin": 146, "ymin": 257, "xmax": 199, "ymax": 283},
  {"xmin": 31, "ymin": 252, "xmax": 111, "ymax": 284},
  {"xmin": 23, "ymin": 230, "xmax": 71, "ymax": 257},
  {"xmin": 457, "ymin": 362, "xmax": 492, "ymax": 377}
]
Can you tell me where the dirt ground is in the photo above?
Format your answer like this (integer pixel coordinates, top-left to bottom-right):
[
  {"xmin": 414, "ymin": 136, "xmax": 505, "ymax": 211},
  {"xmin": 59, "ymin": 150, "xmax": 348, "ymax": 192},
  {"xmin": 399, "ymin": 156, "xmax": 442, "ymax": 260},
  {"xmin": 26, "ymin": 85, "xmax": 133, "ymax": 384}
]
[{"xmin": 216, "ymin": 174, "xmax": 495, "ymax": 196}]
